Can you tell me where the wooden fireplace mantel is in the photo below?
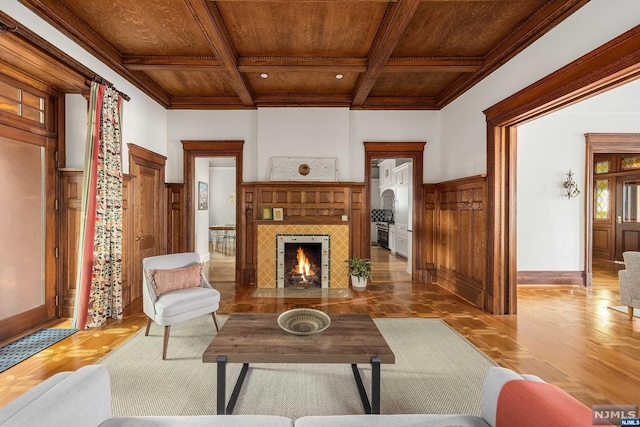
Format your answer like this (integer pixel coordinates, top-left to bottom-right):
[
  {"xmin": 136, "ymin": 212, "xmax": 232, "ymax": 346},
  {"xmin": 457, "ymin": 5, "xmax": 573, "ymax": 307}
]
[{"xmin": 238, "ymin": 182, "xmax": 367, "ymax": 284}]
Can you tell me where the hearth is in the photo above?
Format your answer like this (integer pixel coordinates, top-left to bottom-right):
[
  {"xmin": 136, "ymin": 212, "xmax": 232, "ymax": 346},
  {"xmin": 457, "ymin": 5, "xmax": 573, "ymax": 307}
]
[{"xmin": 277, "ymin": 234, "xmax": 329, "ymax": 288}]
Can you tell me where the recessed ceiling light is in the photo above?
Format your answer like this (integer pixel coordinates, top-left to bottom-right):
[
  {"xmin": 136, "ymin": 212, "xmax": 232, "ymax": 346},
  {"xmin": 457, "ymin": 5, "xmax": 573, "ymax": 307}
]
[
  {"xmin": 260, "ymin": 73, "xmax": 269, "ymax": 79},
  {"xmin": 335, "ymin": 73, "xmax": 344, "ymax": 79}
]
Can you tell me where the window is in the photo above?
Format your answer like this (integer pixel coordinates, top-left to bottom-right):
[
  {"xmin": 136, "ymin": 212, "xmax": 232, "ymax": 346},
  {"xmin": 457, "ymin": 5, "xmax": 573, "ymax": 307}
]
[
  {"xmin": 595, "ymin": 160, "xmax": 609, "ymax": 174},
  {"xmin": 621, "ymin": 156, "xmax": 640, "ymax": 170},
  {"xmin": 0, "ymin": 79, "xmax": 45, "ymax": 124},
  {"xmin": 595, "ymin": 180, "xmax": 609, "ymax": 220}
]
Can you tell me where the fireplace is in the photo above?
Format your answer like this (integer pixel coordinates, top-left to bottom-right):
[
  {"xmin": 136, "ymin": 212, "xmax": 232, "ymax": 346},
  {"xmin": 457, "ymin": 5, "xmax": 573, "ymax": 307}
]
[{"xmin": 277, "ymin": 234, "xmax": 329, "ymax": 288}]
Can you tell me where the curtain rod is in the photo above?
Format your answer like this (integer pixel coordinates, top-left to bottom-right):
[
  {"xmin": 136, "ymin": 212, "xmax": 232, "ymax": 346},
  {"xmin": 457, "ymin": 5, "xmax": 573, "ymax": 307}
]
[{"xmin": 92, "ymin": 76, "xmax": 131, "ymax": 102}]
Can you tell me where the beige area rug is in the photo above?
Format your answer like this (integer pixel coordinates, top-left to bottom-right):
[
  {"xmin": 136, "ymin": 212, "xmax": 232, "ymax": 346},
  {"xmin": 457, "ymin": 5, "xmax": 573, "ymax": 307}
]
[
  {"xmin": 99, "ymin": 316, "xmax": 496, "ymax": 420},
  {"xmin": 608, "ymin": 305, "xmax": 639, "ymax": 318}
]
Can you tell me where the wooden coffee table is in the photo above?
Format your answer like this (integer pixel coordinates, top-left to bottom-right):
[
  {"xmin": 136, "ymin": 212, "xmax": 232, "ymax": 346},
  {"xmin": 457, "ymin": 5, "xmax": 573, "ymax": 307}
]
[{"xmin": 202, "ymin": 313, "xmax": 395, "ymax": 415}]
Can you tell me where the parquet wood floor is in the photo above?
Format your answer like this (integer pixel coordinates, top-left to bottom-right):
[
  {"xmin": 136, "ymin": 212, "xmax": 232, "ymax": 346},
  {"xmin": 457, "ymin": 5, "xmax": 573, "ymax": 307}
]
[{"xmin": 0, "ymin": 256, "xmax": 638, "ymax": 410}]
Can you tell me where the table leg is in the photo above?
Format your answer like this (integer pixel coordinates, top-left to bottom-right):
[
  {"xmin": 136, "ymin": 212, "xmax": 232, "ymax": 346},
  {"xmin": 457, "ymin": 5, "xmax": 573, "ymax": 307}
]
[
  {"xmin": 217, "ymin": 356, "xmax": 250, "ymax": 415},
  {"xmin": 351, "ymin": 356, "xmax": 382, "ymax": 414},
  {"xmin": 351, "ymin": 364, "xmax": 372, "ymax": 414},
  {"xmin": 217, "ymin": 356, "xmax": 227, "ymax": 414},
  {"xmin": 371, "ymin": 356, "xmax": 381, "ymax": 414}
]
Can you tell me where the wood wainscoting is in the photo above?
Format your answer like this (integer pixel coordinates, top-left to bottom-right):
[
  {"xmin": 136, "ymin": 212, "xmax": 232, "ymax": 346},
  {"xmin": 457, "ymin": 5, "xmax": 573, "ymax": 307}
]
[
  {"xmin": 421, "ymin": 176, "xmax": 488, "ymax": 309},
  {"xmin": 166, "ymin": 183, "xmax": 185, "ymax": 254},
  {"xmin": 239, "ymin": 182, "xmax": 367, "ymax": 285},
  {"xmin": 59, "ymin": 171, "xmax": 133, "ymax": 317}
]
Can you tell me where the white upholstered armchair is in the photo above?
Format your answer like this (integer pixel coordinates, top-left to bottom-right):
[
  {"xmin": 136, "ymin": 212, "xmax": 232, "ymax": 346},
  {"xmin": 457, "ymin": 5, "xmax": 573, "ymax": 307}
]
[
  {"xmin": 619, "ymin": 252, "xmax": 640, "ymax": 320},
  {"xmin": 143, "ymin": 252, "xmax": 220, "ymax": 359}
]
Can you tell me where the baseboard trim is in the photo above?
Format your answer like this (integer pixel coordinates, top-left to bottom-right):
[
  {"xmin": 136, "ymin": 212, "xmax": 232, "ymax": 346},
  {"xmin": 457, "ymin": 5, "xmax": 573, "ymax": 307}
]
[{"xmin": 517, "ymin": 271, "xmax": 585, "ymax": 285}]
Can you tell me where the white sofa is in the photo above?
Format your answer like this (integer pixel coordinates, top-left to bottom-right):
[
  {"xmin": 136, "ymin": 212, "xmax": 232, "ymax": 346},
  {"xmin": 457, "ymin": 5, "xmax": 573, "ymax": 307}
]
[{"xmin": 0, "ymin": 364, "xmax": 591, "ymax": 427}]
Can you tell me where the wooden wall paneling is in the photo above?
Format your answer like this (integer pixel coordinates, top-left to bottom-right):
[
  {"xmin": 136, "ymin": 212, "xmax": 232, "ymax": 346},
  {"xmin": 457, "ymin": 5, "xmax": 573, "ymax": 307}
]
[
  {"xmin": 436, "ymin": 176, "xmax": 487, "ymax": 309},
  {"xmin": 58, "ymin": 169, "xmax": 82, "ymax": 318},
  {"xmin": 240, "ymin": 184, "xmax": 256, "ymax": 284},
  {"xmin": 166, "ymin": 183, "xmax": 185, "ymax": 254},
  {"xmin": 121, "ymin": 174, "xmax": 132, "ymax": 309},
  {"xmin": 517, "ymin": 271, "xmax": 585, "ymax": 285},
  {"xmin": 239, "ymin": 182, "xmax": 365, "ymax": 284},
  {"xmin": 58, "ymin": 171, "xmax": 133, "ymax": 317},
  {"xmin": 420, "ymin": 184, "xmax": 438, "ymax": 283},
  {"xmin": 350, "ymin": 184, "xmax": 367, "ymax": 258}
]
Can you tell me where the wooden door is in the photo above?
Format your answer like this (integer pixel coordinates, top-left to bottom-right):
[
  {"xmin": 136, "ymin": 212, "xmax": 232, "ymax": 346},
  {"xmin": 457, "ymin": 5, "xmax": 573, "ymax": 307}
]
[
  {"xmin": 615, "ymin": 173, "xmax": 640, "ymax": 260},
  {"xmin": 592, "ymin": 176, "xmax": 615, "ymax": 261},
  {"xmin": 128, "ymin": 145, "xmax": 166, "ymax": 309}
]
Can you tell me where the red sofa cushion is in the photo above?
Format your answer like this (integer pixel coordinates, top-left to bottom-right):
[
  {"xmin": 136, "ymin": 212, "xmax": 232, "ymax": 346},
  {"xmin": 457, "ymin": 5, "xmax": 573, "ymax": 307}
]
[{"xmin": 496, "ymin": 380, "xmax": 594, "ymax": 427}]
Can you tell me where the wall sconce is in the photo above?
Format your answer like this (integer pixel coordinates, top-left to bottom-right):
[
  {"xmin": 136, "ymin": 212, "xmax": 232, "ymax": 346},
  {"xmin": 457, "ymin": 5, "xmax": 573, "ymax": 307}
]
[{"xmin": 563, "ymin": 170, "xmax": 580, "ymax": 199}]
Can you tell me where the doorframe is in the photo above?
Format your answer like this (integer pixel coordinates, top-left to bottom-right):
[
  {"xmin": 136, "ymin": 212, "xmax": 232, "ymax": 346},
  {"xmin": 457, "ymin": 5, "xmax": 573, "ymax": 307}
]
[
  {"xmin": 483, "ymin": 26, "xmax": 640, "ymax": 314},
  {"xmin": 363, "ymin": 142, "xmax": 425, "ymax": 281},
  {"xmin": 181, "ymin": 140, "xmax": 244, "ymax": 284},
  {"xmin": 585, "ymin": 133, "xmax": 640, "ymax": 285}
]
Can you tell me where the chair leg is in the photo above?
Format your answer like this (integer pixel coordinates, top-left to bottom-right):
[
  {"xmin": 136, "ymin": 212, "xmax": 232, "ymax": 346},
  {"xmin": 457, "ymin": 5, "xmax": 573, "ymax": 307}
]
[
  {"xmin": 145, "ymin": 318, "xmax": 152, "ymax": 336},
  {"xmin": 629, "ymin": 306, "xmax": 634, "ymax": 320},
  {"xmin": 162, "ymin": 326, "xmax": 171, "ymax": 360},
  {"xmin": 212, "ymin": 312, "xmax": 220, "ymax": 332}
]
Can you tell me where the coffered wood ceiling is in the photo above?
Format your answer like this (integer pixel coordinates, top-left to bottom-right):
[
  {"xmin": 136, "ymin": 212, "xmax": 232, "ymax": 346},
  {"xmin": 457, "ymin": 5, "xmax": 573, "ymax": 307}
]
[{"xmin": 17, "ymin": 0, "xmax": 589, "ymax": 110}]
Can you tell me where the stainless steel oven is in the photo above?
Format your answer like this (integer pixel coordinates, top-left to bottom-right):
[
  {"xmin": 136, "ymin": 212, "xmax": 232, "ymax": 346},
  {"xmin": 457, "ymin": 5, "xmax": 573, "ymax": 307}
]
[{"xmin": 376, "ymin": 222, "xmax": 389, "ymax": 249}]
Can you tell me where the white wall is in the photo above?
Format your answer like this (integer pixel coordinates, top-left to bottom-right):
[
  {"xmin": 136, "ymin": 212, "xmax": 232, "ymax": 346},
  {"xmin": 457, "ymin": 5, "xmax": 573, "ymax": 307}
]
[
  {"xmin": 2, "ymin": 1, "xmax": 167, "ymax": 174},
  {"xmin": 167, "ymin": 109, "xmax": 439, "ymax": 183},
  {"xmin": 209, "ymin": 167, "xmax": 236, "ymax": 225},
  {"xmin": 349, "ymin": 110, "xmax": 440, "ymax": 182},
  {"xmin": 439, "ymin": 0, "xmax": 640, "ymax": 182},
  {"xmin": 257, "ymin": 108, "xmax": 350, "ymax": 181},
  {"xmin": 194, "ymin": 158, "xmax": 211, "ymax": 262},
  {"xmin": 166, "ymin": 110, "xmax": 258, "ymax": 183},
  {"xmin": 517, "ymin": 78, "xmax": 640, "ymax": 271}
]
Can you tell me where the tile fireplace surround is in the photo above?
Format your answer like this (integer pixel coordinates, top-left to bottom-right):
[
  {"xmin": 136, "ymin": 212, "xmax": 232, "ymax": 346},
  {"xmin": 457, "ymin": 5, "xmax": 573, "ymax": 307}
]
[{"xmin": 257, "ymin": 224, "xmax": 350, "ymax": 288}]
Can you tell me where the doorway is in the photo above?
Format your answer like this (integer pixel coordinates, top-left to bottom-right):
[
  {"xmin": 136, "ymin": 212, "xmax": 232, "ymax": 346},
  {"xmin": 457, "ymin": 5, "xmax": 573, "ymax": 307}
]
[
  {"xmin": 370, "ymin": 158, "xmax": 412, "ymax": 282},
  {"xmin": 364, "ymin": 141, "xmax": 425, "ymax": 283},
  {"xmin": 182, "ymin": 140, "xmax": 243, "ymax": 284},
  {"xmin": 586, "ymin": 136, "xmax": 640, "ymax": 283},
  {"xmin": 0, "ymin": 132, "xmax": 57, "ymax": 342},
  {"xmin": 202, "ymin": 157, "xmax": 236, "ymax": 283}
]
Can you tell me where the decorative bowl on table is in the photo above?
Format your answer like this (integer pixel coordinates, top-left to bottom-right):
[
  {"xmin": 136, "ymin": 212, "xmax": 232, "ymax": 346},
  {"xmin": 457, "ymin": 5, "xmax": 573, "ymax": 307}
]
[{"xmin": 277, "ymin": 308, "xmax": 331, "ymax": 335}]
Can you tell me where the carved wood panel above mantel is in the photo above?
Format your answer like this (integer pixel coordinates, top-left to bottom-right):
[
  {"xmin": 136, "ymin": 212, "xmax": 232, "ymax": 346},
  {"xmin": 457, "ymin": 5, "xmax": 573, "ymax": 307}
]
[{"xmin": 239, "ymin": 182, "xmax": 366, "ymax": 284}]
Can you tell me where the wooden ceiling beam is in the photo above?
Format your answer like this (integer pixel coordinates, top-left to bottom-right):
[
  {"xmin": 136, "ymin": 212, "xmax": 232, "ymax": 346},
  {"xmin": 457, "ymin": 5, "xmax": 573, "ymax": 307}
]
[
  {"xmin": 384, "ymin": 57, "xmax": 484, "ymax": 73},
  {"xmin": 352, "ymin": 0, "xmax": 421, "ymax": 107},
  {"xmin": 169, "ymin": 96, "xmax": 250, "ymax": 110},
  {"xmin": 16, "ymin": 0, "xmax": 172, "ymax": 107},
  {"xmin": 436, "ymin": 0, "xmax": 590, "ymax": 108},
  {"xmin": 120, "ymin": 54, "xmax": 482, "ymax": 74},
  {"xmin": 357, "ymin": 96, "xmax": 438, "ymax": 110},
  {"xmin": 254, "ymin": 94, "xmax": 353, "ymax": 108},
  {"xmin": 122, "ymin": 56, "xmax": 221, "ymax": 71},
  {"xmin": 183, "ymin": 0, "xmax": 254, "ymax": 107},
  {"xmin": 238, "ymin": 57, "xmax": 368, "ymax": 73}
]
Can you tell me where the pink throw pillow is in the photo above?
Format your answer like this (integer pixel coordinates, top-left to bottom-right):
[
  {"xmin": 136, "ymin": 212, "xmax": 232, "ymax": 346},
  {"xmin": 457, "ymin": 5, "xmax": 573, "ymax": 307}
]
[{"xmin": 147, "ymin": 263, "xmax": 203, "ymax": 296}]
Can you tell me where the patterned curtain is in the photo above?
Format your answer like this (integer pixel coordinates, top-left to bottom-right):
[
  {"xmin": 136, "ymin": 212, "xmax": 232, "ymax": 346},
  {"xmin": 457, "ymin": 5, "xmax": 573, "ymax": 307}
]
[{"xmin": 72, "ymin": 81, "xmax": 124, "ymax": 329}]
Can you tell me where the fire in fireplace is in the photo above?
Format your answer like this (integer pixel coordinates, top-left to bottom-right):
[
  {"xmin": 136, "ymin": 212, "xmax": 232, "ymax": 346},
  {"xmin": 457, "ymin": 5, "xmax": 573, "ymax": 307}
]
[
  {"xmin": 285, "ymin": 244, "xmax": 322, "ymax": 288},
  {"xmin": 276, "ymin": 234, "xmax": 330, "ymax": 288}
]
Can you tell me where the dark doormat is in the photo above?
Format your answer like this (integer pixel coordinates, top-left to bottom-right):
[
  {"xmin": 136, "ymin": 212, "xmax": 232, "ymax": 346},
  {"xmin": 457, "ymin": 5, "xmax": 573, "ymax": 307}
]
[{"xmin": 0, "ymin": 328, "xmax": 78, "ymax": 373}]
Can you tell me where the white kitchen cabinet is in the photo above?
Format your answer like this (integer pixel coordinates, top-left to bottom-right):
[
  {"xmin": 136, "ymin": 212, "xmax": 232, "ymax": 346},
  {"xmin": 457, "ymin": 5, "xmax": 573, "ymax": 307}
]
[
  {"xmin": 371, "ymin": 222, "xmax": 378, "ymax": 244},
  {"xmin": 371, "ymin": 178, "xmax": 381, "ymax": 208},
  {"xmin": 388, "ymin": 224, "xmax": 396, "ymax": 254},
  {"xmin": 378, "ymin": 159, "xmax": 396, "ymax": 194},
  {"xmin": 395, "ymin": 224, "xmax": 408, "ymax": 258}
]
